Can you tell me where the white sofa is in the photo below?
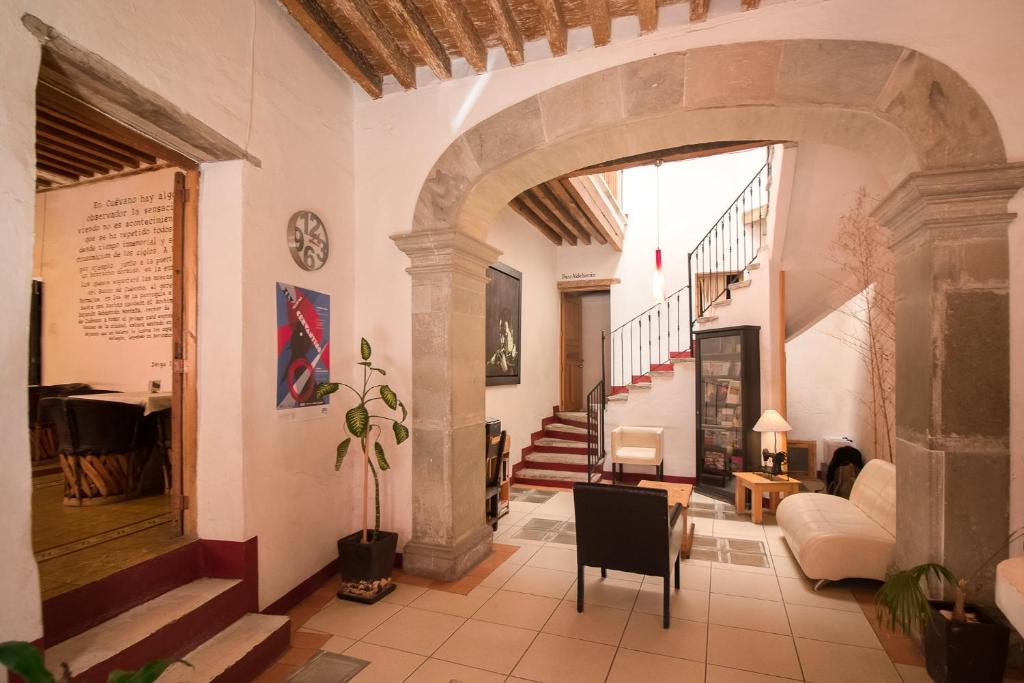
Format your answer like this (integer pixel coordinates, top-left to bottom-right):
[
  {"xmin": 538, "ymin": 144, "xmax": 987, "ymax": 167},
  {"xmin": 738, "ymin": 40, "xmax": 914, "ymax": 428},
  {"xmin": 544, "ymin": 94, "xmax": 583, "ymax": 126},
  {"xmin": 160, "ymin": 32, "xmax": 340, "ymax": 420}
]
[
  {"xmin": 776, "ymin": 459, "xmax": 897, "ymax": 582},
  {"xmin": 996, "ymin": 557, "xmax": 1024, "ymax": 635}
]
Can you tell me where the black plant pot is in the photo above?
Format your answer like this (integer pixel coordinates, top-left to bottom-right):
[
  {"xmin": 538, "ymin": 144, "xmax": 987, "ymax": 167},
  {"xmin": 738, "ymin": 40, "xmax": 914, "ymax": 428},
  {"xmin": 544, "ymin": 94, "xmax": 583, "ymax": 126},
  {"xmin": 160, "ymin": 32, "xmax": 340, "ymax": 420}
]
[
  {"xmin": 924, "ymin": 601, "xmax": 1009, "ymax": 683},
  {"xmin": 337, "ymin": 530, "xmax": 398, "ymax": 604}
]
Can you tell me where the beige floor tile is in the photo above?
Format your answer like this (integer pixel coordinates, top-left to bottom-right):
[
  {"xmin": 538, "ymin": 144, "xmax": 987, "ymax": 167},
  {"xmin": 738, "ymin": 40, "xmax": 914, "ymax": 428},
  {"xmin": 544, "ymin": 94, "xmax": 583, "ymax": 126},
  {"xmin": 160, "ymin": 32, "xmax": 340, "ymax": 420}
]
[
  {"xmin": 511, "ymin": 632, "xmax": 615, "ymax": 683},
  {"xmin": 787, "ymin": 603, "xmax": 882, "ymax": 649},
  {"xmin": 478, "ymin": 560, "xmax": 519, "ymax": 589},
  {"xmin": 607, "ymin": 648, "xmax": 706, "ymax": 682},
  {"xmin": 619, "ymin": 611, "xmax": 708, "ymax": 662},
  {"xmin": 526, "ymin": 546, "xmax": 578, "ymax": 573},
  {"xmin": 542, "ymin": 599, "xmax": 629, "ymax": 645},
  {"xmin": 769, "ymin": 553, "xmax": 806, "ymax": 579},
  {"xmin": 362, "ymin": 606, "xmax": 466, "ymax": 656},
  {"xmin": 709, "ymin": 593, "xmax": 790, "ymax": 634},
  {"xmin": 405, "ymin": 658, "xmax": 506, "ymax": 683},
  {"xmin": 504, "ymin": 543, "xmax": 542, "ymax": 567},
  {"xmin": 345, "ymin": 642, "xmax": 426, "ymax": 683},
  {"xmin": 692, "ymin": 518, "xmax": 715, "ymax": 535},
  {"xmin": 474, "ymin": 590, "xmax": 560, "ymax": 630},
  {"xmin": 584, "ymin": 566, "xmax": 645, "ymax": 582},
  {"xmin": 894, "ymin": 663, "xmax": 932, "ymax": 683},
  {"xmin": 320, "ymin": 635, "xmax": 356, "ymax": 653},
  {"xmin": 714, "ymin": 520, "xmax": 768, "ymax": 539},
  {"xmin": 711, "ymin": 568, "xmax": 782, "ymax": 601},
  {"xmin": 570, "ymin": 575, "xmax": 641, "ymax": 610},
  {"xmin": 506, "ymin": 679, "xmax": 535, "ymax": 683},
  {"xmin": 634, "ymin": 585, "xmax": 710, "ymax": 623},
  {"xmin": 796, "ymin": 637, "xmax": 901, "ymax": 682},
  {"xmin": 433, "ymin": 619, "xmax": 537, "ymax": 674},
  {"xmin": 706, "ymin": 624, "xmax": 802, "ymax": 679},
  {"xmin": 303, "ymin": 599, "xmax": 402, "ymax": 639},
  {"xmin": 643, "ymin": 564, "xmax": 711, "ymax": 592},
  {"xmin": 768, "ymin": 536, "xmax": 794, "ymax": 557},
  {"xmin": 510, "ymin": 501, "xmax": 542, "ymax": 514},
  {"xmin": 381, "ymin": 581, "xmax": 428, "ymax": 606},
  {"xmin": 504, "ymin": 566, "xmax": 575, "ymax": 599},
  {"xmin": 706, "ymin": 664, "xmax": 803, "ymax": 682},
  {"xmin": 409, "ymin": 585, "xmax": 496, "ymax": 617},
  {"xmin": 777, "ymin": 577, "xmax": 860, "ymax": 612}
]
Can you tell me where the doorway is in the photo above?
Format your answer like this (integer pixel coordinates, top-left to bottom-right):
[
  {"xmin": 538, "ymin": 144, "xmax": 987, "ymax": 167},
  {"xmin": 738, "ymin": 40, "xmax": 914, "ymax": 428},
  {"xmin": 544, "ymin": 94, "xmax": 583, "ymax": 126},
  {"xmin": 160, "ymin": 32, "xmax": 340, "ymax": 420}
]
[
  {"xmin": 560, "ymin": 290, "xmax": 611, "ymax": 411},
  {"xmin": 29, "ymin": 82, "xmax": 199, "ymax": 600}
]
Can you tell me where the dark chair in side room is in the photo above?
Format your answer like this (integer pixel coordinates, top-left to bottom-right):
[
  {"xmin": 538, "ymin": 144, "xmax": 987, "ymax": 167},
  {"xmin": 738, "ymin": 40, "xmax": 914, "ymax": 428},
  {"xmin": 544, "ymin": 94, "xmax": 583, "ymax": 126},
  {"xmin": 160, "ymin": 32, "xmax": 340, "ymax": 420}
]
[
  {"xmin": 485, "ymin": 430, "xmax": 507, "ymax": 530},
  {"xmin": 27, "ymin": 383, "xmax": 101, "ymax": 463},
  {"xmin": 573, "ymin": 482, "xmax": 684, "ymax": 628},
  {"xmin": 41, "ymin": 397, "xmax": 154, "ymax": 506}
]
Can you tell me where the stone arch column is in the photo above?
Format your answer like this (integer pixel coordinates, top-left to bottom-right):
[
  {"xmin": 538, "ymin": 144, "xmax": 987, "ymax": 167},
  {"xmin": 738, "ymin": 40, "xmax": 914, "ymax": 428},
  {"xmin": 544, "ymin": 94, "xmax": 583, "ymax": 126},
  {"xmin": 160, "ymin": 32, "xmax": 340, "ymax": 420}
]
[{"xmin": 394, "ymin": 39, "xmax": 1013, "ymax": 580}]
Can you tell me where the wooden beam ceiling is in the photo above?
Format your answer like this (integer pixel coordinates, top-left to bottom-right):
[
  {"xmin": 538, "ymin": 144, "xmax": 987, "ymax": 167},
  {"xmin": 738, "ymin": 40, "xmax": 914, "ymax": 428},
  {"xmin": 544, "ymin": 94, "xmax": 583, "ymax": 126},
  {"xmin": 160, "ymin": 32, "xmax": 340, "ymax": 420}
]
[{"xmin": 284, "ymin": 0, "xmax": 762, "ymax": 98}]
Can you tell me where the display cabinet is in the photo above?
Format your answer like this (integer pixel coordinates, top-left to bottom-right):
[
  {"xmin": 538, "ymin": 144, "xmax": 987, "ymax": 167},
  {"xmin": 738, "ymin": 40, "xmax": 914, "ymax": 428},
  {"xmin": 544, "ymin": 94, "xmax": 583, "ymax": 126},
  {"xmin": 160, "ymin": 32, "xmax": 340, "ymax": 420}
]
[{"xmin": 694, "ymin": 326, "xmax": 761, "ymax": 497}]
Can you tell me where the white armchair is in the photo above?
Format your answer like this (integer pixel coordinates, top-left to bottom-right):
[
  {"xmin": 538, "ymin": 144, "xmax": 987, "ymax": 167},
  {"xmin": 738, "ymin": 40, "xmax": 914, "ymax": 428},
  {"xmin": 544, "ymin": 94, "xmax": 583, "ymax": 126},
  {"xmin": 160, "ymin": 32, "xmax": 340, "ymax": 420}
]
[{"xmin": 610, "ymin": 426, "xmax": 665, "ymax": 482}]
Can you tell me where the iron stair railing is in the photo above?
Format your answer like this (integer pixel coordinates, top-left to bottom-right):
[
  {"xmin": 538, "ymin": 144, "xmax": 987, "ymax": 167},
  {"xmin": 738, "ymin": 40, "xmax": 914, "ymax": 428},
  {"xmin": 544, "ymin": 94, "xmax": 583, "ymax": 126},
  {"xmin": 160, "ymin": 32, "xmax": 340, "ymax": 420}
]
[
  {"xmin": 585, "ymin": 379, "xmax": 605, "ymax": 483},
  {"xmin": 608, "ymin": 283, "xmax": 692, "ymax": 392}
]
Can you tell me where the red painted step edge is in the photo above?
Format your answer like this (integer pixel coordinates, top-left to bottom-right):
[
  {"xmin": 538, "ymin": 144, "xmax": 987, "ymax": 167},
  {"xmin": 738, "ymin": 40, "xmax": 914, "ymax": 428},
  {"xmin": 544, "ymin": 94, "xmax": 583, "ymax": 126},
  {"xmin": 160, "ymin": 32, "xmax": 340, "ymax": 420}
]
[
  {"xmin": 543, "ymin": 428, "xmax": 588, "ymax": 443},
  {"xmin": 610, "ymin": 386, "xmax": 629, "ymax": 395},
  {"xmin": 630, "ymin": 375, "xmax": 652, "ymax": 384},
  {"xmin": 522, "ymin": 459, "xmax": 591, "ymax": 473},
  {"xmin": 213, "ymin": 617, "xmax": 291, "ymax": 683},
  {"xmin": 670, "ymin": 350, "xmax": 693, "ymax": 359},
  {"xmin": 650, "ymin": 363, "xmax": 673, "ymax": 372}
]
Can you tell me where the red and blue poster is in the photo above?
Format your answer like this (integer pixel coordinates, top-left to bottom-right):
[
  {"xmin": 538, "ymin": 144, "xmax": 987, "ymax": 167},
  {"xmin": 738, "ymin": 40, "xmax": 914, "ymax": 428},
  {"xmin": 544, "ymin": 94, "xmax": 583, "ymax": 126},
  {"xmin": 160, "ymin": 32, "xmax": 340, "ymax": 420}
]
[{"xmin": 276, "ymin": 282, "xmax": 330, "ymax": 409}]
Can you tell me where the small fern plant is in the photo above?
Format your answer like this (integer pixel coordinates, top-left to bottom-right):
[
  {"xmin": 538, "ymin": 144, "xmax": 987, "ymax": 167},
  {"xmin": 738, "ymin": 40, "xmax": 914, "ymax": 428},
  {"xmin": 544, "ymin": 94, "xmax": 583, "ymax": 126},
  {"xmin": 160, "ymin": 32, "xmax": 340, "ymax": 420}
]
[
  {"xmin": 316, "ymin": 338, "xmax": 409, "ymax": 544},
  {"xmin": 0, "ymin": 640, "xmax": 185, "ymax": 683},
  {"xmin": 875, "ymin": 527, "xmax": 1024, "ymax": 634}
]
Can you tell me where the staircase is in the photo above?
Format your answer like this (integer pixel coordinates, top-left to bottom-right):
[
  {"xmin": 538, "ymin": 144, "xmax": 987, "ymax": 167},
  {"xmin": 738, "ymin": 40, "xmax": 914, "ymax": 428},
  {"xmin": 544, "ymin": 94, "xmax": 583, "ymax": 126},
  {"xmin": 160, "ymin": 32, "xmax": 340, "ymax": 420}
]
[
  {"xmin": 39, "ymin": 541, "xmax": 289, "ymax": 683},
  {"xmin": 514, "ymin": 408, "xmax": 606, "ymax": 488}
]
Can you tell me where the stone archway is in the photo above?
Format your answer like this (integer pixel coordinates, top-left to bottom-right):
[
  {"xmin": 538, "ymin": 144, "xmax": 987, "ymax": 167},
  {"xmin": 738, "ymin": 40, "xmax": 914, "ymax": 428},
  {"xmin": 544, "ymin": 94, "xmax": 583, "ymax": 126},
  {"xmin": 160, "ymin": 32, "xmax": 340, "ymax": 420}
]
[{"xmin": 394, "ymin": 40, "xmax": 1023, "ymax": 593}]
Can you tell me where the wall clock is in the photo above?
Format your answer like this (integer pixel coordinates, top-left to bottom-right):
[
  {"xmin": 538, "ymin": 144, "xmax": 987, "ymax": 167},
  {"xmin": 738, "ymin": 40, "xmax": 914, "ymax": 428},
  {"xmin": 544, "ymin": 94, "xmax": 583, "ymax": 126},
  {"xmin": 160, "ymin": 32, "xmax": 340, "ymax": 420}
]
[{"xmin": 287, "ymin": 210, "xmax": 329, "ymax": 271}]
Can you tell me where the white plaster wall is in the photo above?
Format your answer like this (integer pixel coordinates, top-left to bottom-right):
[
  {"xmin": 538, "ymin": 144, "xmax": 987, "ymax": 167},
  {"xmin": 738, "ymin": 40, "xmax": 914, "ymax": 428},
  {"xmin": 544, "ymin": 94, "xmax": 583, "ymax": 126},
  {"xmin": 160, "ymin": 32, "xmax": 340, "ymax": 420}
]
[
  {"xmin": 0, "ymin": 0, "xmax": 357, "ymax": 626},
  {"xmin": 358, "ymin": 1, "xmax": 1024, "ymax": 548},
  {"xmin": 36, "ymin": 169, "xmax": 177, "ymax": 393},
  {"xmin": 484, "ymin": 208, "xmax": 560, "ymax": 468},
  {"xmin": 786, "ymin": 296, "xmax": 874, "ymax": 463},
  {"xmin": 605, "ymin": 362, "xmax": 697, "ymax": 479},
  {"xmin": 580, "ymin": 292, "xmax": 610, "ymax": 393}
]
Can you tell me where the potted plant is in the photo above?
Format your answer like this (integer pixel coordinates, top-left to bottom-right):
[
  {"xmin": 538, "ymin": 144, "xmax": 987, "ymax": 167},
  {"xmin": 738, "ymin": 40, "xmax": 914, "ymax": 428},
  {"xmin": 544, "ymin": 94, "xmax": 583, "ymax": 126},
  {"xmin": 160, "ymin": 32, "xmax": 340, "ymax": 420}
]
[
  {"xmin": 0, "ymin": 640, "xmax": 184, "ymax": 682},
  {"xmin": 874, "ymin": 529, "xmax": 1023, "ymax": 683},
  {"xmin": 316, "ymin": 338, "xmax": 409, "ymax": 604}
]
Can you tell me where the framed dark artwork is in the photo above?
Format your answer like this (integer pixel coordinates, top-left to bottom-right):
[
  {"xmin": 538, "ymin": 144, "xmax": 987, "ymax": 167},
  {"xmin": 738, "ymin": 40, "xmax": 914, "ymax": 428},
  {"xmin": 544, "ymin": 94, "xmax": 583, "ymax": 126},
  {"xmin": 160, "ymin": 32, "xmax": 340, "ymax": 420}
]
[{"xmin": 485, "ymin": 262, "xmax": 522, "ymax": 386}]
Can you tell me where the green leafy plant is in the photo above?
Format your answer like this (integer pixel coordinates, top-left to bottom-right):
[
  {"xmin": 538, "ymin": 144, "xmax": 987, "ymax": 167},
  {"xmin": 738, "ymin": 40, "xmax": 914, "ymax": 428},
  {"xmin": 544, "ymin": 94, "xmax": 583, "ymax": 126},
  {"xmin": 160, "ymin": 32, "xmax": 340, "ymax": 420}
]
[
  {"xmin": 0, "ymin": 641, "xmax": 187, "ymax": 683},
  {"xmin": 875, "ymin": 528, "xmax": 1024, "ymax": 634},
  {"xmin": 316, "ymin": 337, "xmax": 409, "ymax": 543}
]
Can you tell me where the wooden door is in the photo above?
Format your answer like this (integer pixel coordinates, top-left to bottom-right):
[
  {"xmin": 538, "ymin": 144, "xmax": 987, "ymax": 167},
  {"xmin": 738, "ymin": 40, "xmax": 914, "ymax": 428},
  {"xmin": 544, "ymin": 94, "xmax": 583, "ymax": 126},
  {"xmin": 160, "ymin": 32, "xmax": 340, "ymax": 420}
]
[{"xmin": 561, "ymin": 294, "xmax": 583, "ymax": 411}]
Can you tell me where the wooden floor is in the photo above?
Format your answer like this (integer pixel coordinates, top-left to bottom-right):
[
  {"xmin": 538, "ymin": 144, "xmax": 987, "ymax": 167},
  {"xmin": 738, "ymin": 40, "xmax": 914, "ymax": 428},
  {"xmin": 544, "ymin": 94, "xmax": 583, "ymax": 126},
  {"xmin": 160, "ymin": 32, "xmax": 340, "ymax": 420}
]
[{"xmin": 33, "ymin": 472, "xmax": 186, "ymax": 600}]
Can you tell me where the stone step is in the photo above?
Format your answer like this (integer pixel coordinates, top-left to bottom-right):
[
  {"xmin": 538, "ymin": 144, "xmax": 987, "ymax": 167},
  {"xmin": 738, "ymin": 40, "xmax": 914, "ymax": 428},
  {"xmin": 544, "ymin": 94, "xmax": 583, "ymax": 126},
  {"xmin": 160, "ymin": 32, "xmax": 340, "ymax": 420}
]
[
  {"xmin": 516, "ymin": 468, "xmax": 603, "ymax": 484},
  {"xmin": 746, "ymin": 262, "xmax": 761, "ymax": 271},
  {"xmin": 729, "ymin": 280, "xmax": 752, "ymax": 291},
  {"xmin": 156, "ymin": 613, "xmax": 290, "ymax": 683},
  {"xmin": 628, "ymin": 382, "xmax": 652, "ymax": 390},
  {"xmin": 696, "ymin": 315, "xmax": 719, "ymax": 324},
  {"xmin": 545, "ymin": 422, "xmax": 587, "ymax": 435},
  {"xmin": 670, "ymin": 356, "xmax": 694, "ymax": 364},
  {"xmin": 556, "ymin": 411, "xmax": 587, "ymax": 424},
  {"xmin": 46, "ymin": 578, "xmax": 244, "ymax": 682},
  {"xmin": 525, "ymin": 451, "xmax": 589, "ymax": 466}
]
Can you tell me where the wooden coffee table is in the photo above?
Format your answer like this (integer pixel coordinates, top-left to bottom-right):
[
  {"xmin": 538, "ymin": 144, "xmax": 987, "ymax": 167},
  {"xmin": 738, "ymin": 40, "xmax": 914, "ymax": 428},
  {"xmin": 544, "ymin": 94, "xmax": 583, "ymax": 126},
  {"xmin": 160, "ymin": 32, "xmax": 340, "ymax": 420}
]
[
  {"xmin": 637, "ymin": 480, "xmax": 695, "ymax": 558},
  {"xmin": 733, "ymin": 472, "xmax": 800, "ymax": 524}
]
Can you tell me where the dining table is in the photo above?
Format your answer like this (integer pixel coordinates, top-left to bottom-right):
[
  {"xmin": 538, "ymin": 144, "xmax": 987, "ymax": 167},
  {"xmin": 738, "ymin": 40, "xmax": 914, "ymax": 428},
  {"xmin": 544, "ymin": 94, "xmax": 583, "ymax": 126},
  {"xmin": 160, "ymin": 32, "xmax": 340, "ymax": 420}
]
[{"xmin": 68, "ymin": 390, "xmax": 173, "ymax": 416}]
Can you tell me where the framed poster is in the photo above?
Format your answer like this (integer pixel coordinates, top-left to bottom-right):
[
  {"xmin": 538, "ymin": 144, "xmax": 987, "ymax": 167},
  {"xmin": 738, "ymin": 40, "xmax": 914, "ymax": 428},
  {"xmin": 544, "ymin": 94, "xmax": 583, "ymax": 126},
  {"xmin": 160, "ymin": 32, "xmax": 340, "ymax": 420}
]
[
  {"xmin": 485, "ymin": 262, "xmax": 522, "ymax": 386},
  {"xmin": 276, "ymin": 282, "xmax": 331, "ymax": 409}
]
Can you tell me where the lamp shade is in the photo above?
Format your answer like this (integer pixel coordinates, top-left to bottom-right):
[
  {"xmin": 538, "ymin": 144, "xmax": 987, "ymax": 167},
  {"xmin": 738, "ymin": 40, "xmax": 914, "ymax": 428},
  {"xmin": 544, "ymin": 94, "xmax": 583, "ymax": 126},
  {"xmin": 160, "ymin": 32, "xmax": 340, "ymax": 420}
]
[{"xmin": 753, "ymin": 409, "xmax": 792, "ymax": 433}]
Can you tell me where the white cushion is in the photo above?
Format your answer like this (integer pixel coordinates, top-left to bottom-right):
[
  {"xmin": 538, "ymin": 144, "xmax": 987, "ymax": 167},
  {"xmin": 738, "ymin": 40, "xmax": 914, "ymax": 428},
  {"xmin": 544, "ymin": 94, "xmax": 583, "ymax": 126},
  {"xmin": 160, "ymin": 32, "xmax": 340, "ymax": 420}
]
[
  {"xmin": 996, "ymin": 558, "xmax": 1024, "ymax": 636},
  {"xmin": 612, "ymin": 446, "xmax": 662, "ymax": 465},
  {"xmin": 776, "ymin": 459, "xmax": 897, "ymax": 582}
]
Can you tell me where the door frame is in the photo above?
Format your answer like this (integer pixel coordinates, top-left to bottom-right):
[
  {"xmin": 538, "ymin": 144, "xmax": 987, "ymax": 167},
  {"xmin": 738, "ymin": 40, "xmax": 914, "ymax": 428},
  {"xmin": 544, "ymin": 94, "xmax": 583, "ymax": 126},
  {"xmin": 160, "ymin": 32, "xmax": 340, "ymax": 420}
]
[{"xmin": 558, "ymin": 280, "xmax": 615, "ymax": 411}]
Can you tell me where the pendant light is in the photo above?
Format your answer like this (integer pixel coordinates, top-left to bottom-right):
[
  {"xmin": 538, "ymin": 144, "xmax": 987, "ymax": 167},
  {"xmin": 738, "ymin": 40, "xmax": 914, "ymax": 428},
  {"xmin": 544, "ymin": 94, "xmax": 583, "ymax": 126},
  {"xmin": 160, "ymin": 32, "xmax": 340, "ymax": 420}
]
[{"xmin": 652, "ymin": 159, "xmax": 666, "ymax": 301}]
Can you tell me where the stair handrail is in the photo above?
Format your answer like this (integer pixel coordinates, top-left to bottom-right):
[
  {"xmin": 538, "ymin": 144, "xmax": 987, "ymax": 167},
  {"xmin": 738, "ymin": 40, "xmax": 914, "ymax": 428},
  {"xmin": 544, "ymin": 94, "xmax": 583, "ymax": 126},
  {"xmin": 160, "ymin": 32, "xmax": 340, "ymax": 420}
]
[
  {"xmin": 688, "ymin": 160, "xmax": 769, "ymax": 258},
  {"xmin": 585, "ymin": 379, "xmax": 605, "ymax": 484}
]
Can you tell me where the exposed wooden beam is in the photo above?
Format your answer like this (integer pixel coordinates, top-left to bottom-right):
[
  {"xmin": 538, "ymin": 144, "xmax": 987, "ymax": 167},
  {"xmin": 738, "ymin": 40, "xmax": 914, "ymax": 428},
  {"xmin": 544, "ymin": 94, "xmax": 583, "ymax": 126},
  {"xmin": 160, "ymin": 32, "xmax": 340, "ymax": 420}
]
[
  {"xmin": 37, "ymin": 150, "xmax": 97, "ymax": 178},
  {"xmin": 37, "ymin": 137, "xmax": 122, "ymax": 172},
  {"xmin": 537, "ymin": 183, "xmax": 591, "ymax": 245},
  {"xmin": 279, "ymin": 0, "xmax": 384, "ymax": 98},
  {"xmin": 37, "ymin": 147, "xmax": 106, "ymax": 175},
  {"xmin": 38, "ymin": 105, "xmax": 157, "ymax": 164},
  {"xmin": 510, "ymin": 197, "xmax": 562, "ymax": 245},
  {"xmin": 37, "ymin": 160, "xmax": 80, "ymax": 181},
  {"xmin": 484, "ymin": 0, "xmax": 525, "ymax": 66},
  {"xmin": 565, "ymin": 141, "xmax": 772, "ymax": 176},
  {"xmin": 548, "ymin": 180, "xmax": 606, "ymax": 245},
  {"xmin": 690, "ymin": 0, "xmax": 710, "ymax": 22},
  {"xmin": 382, "ymin": 0, "xmax": 451, "ymax": 80},
  {"xmin": 537, "ymin": 0, "xmax": 568, "ymax": 57},
  {"xmin": 432, "ymin": 0, "xmax": 489, "ymax": 73},
  {"xmin": 586, "ymin": 0, "xmax": 611, "ymax": 47},
  {"xmin": 36, "ymin": 125, "xmax": 137, "ymax": 168},
  {"xmin": 564, "ymin": 177, "xmax": 624, "ymax": 251},
  {"xmin": 741, "ymin": 0, "xmax": 761, "ymax": 9},
  {"xmin": 638, "ymin": 0, "xmax": 658, "ymax": 34},
  {"xmin": 520, "ymin": 190, "xmax": 577, "ymax": 245},
  {"xmin": 333, "ymin": 0, "xmax": 417, "ymax": 89}
]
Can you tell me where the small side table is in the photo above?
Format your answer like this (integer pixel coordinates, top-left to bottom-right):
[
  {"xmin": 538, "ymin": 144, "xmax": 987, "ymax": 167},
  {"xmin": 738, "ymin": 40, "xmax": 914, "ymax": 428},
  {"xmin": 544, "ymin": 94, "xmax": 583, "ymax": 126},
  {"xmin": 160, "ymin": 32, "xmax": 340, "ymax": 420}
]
[
  {"xmin": 733, "ymin": 472, "xmax": 800, "ymax": 524},
  {"xmin": 638, "ymin": 480, "xmax": 695, "ymax": 559}
]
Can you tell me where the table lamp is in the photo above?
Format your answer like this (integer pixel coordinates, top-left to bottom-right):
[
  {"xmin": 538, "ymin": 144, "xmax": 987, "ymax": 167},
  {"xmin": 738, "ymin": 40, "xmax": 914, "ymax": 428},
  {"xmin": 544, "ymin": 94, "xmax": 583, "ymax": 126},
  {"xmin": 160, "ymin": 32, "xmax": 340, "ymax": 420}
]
[{"xmin": 753, "ymin": 409, "xmax": 792, "ymax": 479}]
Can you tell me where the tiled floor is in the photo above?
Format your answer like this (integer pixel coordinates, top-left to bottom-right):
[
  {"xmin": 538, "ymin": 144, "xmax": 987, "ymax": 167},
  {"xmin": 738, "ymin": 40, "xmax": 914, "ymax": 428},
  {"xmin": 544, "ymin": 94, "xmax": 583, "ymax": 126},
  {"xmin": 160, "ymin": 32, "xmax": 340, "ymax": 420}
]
[{"xmin": 266, "ymin": 489, "xmax": 937, "ymax": 683}]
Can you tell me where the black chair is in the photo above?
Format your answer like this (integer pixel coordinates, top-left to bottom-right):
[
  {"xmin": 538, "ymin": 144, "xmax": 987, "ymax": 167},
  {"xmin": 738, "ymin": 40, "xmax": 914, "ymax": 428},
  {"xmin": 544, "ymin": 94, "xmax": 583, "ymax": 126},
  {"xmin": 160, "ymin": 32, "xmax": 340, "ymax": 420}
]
[
  {"xmin": 573, "ymin": 482, "xmax": 684, "ymax": 628},
  {"xmin": 485, "ymin": 430, "xmax": 507, "ymax": 530}
]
